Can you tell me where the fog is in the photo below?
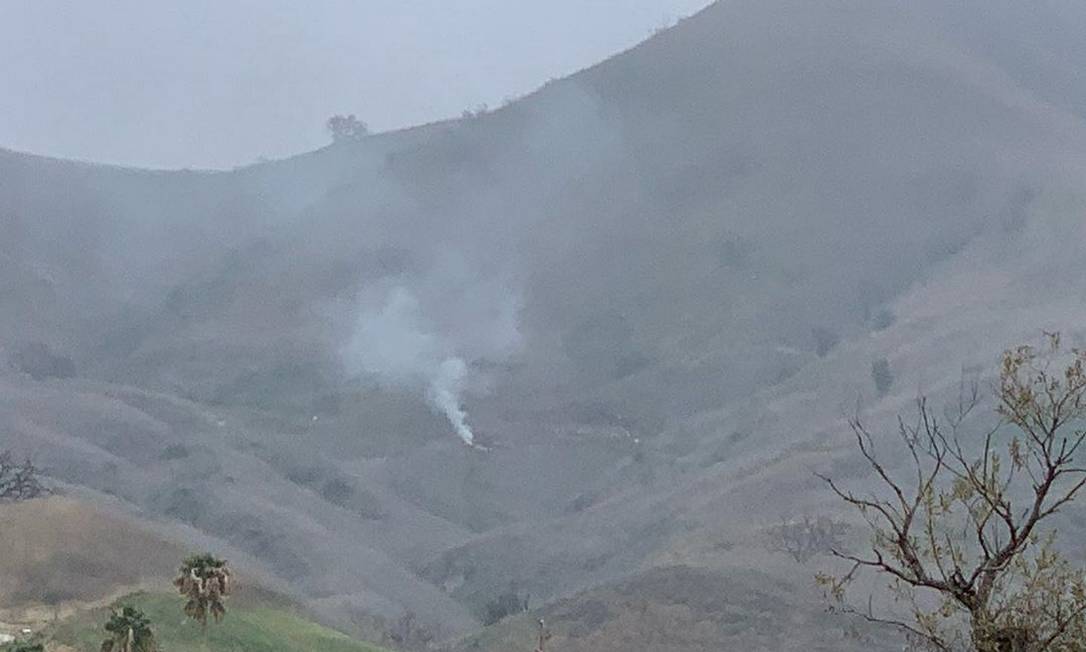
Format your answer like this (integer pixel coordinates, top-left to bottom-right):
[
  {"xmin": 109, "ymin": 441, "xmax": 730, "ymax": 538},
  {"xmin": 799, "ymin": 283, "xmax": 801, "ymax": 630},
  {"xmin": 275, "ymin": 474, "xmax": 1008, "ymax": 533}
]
[
  {"xmin": 1, "ymin": 0, "xmax": 711, "ymax": 169},
  {"xmin": 6, "ymin": 1, "xmax": 1086, "ymax": 650}
]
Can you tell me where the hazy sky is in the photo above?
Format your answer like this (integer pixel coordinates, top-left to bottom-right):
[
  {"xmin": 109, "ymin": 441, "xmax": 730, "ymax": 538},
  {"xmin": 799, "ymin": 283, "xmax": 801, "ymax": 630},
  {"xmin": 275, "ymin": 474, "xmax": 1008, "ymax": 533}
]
[{"xmin": 1, "ymin": 1, "xmax": 711, "ymax": 170}]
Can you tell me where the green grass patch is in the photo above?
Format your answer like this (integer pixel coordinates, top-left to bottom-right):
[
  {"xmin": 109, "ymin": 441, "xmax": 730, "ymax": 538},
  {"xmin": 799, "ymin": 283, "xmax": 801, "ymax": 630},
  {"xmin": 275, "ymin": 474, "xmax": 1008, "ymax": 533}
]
[{"xmin": 47, "ymin": 592, "xmax": 390, "ymax": 652}]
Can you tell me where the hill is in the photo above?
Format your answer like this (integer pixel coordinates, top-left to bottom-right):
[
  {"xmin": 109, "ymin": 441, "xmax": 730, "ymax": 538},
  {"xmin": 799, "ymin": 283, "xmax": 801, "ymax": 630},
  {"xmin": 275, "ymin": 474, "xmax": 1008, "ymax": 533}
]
[
  {"xmin": 0, "ymin": 498, "xmax": 392, "ymax": 651},
  {"xmin": 0, "ymin": 497, "xmax": 185, "ymax": 617},
  {"xmin": 6, "ymin": 0, "xmax": 1086, "ymax": 647},
  {"xmin": 45, "ymin": 592, "xmax": 391, "ymax": 652},
  {"xmin": 445, "ymin": 565, "xmax": 897, "ymax": 652}
]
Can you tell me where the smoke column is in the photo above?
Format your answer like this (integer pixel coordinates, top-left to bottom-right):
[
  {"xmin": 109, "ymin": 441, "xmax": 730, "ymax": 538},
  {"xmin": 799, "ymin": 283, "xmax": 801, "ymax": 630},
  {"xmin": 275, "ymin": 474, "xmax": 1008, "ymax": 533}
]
[
  {"xmin": 429, "ymin": 357, "xmax": 474, "ymax": 445},
  {"xmin": 344, "ymin": 284, "xmax": 498, "ymax": 446}
]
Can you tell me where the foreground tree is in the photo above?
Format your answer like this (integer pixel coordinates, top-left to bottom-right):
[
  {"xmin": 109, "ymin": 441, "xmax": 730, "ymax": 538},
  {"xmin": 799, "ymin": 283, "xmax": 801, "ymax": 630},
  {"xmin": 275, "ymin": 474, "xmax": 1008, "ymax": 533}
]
[
  {"xmin": 818, "ymin": 334, "xmax": 1086, "ymax": 651},
  {"xmin": 100, "ymin": 606, "xmax": 159, "ymax": 652},
  {"xmin": 174, "ymin": 553, "xmax": 231, "ymax": 630}
]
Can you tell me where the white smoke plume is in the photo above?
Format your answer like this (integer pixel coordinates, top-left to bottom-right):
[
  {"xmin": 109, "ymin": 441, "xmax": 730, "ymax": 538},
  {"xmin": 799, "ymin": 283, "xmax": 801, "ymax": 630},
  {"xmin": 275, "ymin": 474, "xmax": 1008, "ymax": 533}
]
[
  {"xmin": 342, "ymin": 258, "xmax": 520, "ymax": 446},
  {"xmin": 429, "ymin": 357, "xmax": 473, "ymax": 445}
]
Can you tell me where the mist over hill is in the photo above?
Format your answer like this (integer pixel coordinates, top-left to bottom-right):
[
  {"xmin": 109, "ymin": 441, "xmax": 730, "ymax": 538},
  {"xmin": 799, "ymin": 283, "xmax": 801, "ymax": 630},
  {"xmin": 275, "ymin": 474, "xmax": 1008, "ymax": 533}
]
[{"xmin": 5, "ymin": 1, "xmax": 1086, "ymax": 648}]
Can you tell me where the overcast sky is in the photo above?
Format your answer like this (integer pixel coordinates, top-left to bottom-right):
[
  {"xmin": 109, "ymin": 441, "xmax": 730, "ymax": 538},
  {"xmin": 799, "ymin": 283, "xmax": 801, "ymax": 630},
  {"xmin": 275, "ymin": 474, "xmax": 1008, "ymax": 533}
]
[{"xmin": 1, "ymin": 1, "xmax": 711, "ymax": 170}]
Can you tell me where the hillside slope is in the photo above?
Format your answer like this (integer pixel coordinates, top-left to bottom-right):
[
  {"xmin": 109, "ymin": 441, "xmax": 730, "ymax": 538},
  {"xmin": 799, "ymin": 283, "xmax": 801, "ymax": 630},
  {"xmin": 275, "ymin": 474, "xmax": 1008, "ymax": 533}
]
[
  {"xmin": 0, "ymin": 497, "xmax": 185, "ymax": 617},
  {"xmin": 0, "ymin": 498, "xmax": 393, "ymax": 652},
  {"xmin": 5, "ymin": 0, "xmax": 1086, "ymax": 646},
  {"xmin": 47, "ymin": 592, "xmax": 392, "ymax": 652}
]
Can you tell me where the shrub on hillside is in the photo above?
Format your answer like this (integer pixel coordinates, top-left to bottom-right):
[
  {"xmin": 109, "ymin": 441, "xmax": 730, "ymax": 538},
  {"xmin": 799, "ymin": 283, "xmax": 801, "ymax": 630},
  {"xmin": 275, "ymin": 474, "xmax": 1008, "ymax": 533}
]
[
  {"xmin": 320, "ymin": 478, "xmax": 354, "ymax": 507},
  {"xmin": 765, "ymin": 515, "xmax": 850, "ymax": 563},
  {"xmin": 482, "ymin": 589, "xmax": 530, "ymax": 625}
]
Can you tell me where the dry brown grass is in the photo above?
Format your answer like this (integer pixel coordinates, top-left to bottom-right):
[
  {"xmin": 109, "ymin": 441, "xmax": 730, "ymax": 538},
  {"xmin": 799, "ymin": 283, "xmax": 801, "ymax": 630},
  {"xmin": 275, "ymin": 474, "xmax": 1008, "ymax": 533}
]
[{"xmin": 0, "ymin": 496, "xmax": 184, "ymax": 616}]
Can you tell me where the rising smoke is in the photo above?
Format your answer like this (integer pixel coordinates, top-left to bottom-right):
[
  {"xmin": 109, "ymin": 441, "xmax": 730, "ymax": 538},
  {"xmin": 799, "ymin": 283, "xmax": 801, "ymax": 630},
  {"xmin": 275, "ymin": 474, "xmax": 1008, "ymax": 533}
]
[{"xmin": 342, "ymin": 256, "xmax": 520, "ymax": 446}]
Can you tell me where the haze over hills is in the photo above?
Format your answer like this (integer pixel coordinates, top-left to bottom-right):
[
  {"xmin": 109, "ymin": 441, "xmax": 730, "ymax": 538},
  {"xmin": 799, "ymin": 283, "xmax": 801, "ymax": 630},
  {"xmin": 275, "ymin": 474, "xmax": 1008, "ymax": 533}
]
[{"xmin": 5, "ymin": 0, "xmax": 1086, "ymax": 649}]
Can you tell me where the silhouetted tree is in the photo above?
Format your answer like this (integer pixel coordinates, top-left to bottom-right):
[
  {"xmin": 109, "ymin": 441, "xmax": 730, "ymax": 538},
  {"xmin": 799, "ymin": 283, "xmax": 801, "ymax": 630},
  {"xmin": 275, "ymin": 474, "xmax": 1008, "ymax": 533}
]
[
  {"xmin": 174, "ymin": 553, "xmax": 231, "ymax": 630},
  {"xmin": 0, "ymin": 451, "xmax": 47, "ymax": 502},
  {"xmin": 818, "ymin": 334, "xmax": 1086, "ymax": 651},
  {"xmin": 326, "ymin": 114, "xmax": 369, "ymax": 142}
]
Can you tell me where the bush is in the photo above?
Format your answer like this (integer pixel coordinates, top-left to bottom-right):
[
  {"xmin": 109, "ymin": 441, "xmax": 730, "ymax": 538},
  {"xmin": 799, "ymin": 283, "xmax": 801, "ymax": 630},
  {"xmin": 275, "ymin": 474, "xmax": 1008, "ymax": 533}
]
[
  {"xmin": 320, "ymin": 478, "xmax": 354, "ymax": 507},
  {"xmin": 482, "ymin": 589, "xmax": 530, "ymax": 625}
]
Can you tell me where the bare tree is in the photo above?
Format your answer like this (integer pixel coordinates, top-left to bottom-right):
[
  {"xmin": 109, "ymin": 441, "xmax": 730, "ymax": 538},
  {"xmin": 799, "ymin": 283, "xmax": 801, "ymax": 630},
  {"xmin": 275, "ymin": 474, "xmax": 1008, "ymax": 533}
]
[
  {"xmin": 817, "ymin": 334, "xmax": 1086, "ymax": 651},
  {"xmin": 0, "ymin": 451, "xmax": 48, "ymax": 502}
]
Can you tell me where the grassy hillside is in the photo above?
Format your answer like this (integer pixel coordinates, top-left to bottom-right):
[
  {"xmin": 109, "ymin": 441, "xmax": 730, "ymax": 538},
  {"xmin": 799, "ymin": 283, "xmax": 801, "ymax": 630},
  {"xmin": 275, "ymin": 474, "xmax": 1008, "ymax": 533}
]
[
  {"xmin": 47, "ymin": 592, "xmax": 390, "ymax": 652},
  {"xmin": 0, "ymin": 498, "xmax": 390, "ymax": 652}
]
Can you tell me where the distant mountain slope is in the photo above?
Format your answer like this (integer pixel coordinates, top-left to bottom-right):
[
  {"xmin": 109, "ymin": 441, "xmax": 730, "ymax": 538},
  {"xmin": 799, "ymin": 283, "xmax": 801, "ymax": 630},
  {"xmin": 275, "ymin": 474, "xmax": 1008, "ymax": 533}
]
[{"xmin": 5, "ymin": 0, "xmax": 1086, "ymax": 647}]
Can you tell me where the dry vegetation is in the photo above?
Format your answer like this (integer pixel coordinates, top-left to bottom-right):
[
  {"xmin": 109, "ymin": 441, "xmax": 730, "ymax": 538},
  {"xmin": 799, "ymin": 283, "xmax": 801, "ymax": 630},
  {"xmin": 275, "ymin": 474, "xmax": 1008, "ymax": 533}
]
[
  {"xmin": 765, "ymin": 516, "xmax": 850, "ymax": 564},
  {"xmin": 0, "ymin": 497, "xmax": 185, "ymax": 614}
]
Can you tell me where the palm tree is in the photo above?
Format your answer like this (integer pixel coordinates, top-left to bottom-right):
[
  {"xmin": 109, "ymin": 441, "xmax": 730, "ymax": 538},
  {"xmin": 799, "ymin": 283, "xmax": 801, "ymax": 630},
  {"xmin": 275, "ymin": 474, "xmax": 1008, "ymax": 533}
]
[
  {"xmin": 174, "ymin": 553, "xmax": 231, "ymax": 630},
  {"xmin": 100, "ymin": 606, "xmax": 158, "ymax": 652}
]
